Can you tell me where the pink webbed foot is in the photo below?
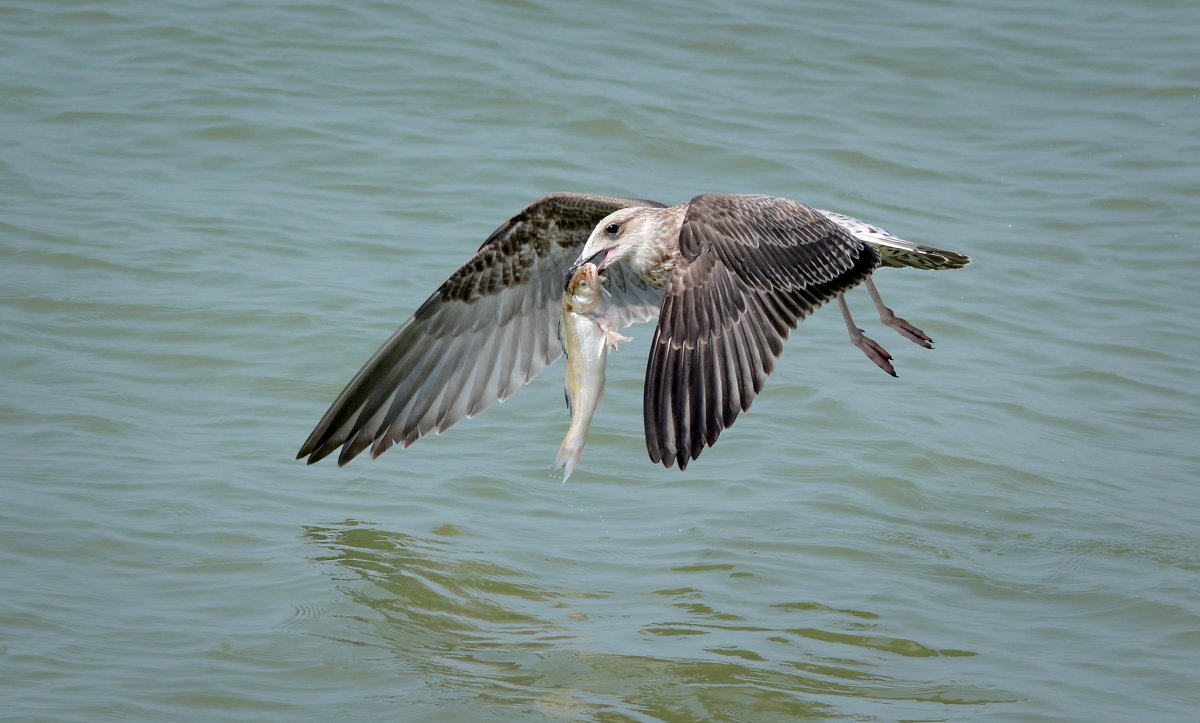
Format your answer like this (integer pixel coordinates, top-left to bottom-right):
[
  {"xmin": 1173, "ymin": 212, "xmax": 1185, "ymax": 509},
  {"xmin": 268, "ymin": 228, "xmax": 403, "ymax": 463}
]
[
  {"xmin": 866, "ymin": 277, "xmax": 933, "ymax": 348},
  {"xmin": 839, "ymin": 293, "xmax": 898, "ymax": 377}
]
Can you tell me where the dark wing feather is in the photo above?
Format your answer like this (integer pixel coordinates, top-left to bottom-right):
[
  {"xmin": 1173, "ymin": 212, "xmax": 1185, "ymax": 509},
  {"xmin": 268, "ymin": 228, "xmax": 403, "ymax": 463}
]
[
  {"xmin": 644, "ymin": 194, "xmax": 880, "ymax": 469},
  {"xmin": 298, "ymin": 192, "xmax": 665, "ymax": 465}
]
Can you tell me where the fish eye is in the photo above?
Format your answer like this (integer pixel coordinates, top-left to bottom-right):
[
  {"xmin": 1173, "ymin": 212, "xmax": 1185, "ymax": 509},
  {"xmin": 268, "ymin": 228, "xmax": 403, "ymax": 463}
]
[{"xmin": 604, "ymin": 222, "xmax": 620, "ymax": 235}]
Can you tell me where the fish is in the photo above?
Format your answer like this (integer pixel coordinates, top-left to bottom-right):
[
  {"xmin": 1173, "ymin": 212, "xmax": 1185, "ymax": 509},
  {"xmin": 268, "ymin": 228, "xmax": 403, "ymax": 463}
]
[{"xmin": 551, "ymin": 263, "xmax": 630, "ymax": 481}]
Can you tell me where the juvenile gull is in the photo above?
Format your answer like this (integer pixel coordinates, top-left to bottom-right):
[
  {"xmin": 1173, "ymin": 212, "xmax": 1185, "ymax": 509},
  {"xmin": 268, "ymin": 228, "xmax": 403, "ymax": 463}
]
[{"xmin": 297, "ymin": 192, "xmax": 969, "ymax": 470}]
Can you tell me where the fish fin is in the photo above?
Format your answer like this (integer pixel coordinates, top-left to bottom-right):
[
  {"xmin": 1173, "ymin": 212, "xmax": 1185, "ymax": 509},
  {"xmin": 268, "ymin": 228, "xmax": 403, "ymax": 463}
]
[{"xmin": 605, "ymin": 330, "xmax": 632, "ymax": 350}]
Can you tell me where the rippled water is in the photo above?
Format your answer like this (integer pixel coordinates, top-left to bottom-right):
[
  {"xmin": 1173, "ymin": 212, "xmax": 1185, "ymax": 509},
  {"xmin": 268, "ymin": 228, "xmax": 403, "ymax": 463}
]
[{"xmin": 3, "ymin": 0, "xmax": 1198, "ymax": 720}]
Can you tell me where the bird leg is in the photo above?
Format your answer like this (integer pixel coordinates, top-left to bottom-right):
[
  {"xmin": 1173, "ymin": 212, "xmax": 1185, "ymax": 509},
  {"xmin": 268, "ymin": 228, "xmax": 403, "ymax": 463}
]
[
  {"xmin": 839, "ymin": 293, "xmax": 897, "ymax": 377},
  {"xmin": 865, "ymin": 277, "xmax": 933, "ymax": 348}
]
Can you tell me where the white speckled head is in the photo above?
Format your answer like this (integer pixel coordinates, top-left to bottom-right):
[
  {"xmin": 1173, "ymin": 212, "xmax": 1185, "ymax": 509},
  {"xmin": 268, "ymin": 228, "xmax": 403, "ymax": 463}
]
[{"xmin": 571, "ymin": 205, "xmax": 685, "ymax": 286}]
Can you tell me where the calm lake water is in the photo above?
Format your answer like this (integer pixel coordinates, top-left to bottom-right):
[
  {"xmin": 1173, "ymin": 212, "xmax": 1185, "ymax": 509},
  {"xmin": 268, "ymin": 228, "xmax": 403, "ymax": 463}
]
[{"xmin": 3, "ymin": 0, "xmax": 1198, "ymax": 720}]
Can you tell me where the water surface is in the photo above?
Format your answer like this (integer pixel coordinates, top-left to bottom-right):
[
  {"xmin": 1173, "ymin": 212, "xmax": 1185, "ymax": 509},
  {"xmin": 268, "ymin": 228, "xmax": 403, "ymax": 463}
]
[{"xmin": 3, "ymin": 0, "xmax": 1198, "ymax": 720}]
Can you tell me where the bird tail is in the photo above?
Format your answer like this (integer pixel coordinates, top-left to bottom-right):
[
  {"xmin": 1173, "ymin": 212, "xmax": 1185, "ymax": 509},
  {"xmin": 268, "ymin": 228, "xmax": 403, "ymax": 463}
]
[
  {"xmin": 874, "ymin": 238, "xmax": 972, "ymax": 270},
  {"xmin": 818, "ymin": 208, "xmax": 971, "ymax": 270}
]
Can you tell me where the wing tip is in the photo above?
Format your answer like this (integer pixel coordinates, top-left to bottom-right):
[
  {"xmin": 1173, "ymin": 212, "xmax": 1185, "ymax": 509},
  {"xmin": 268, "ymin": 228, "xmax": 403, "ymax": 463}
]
[{"xmin": 295, "ymin": 439, "xmax": 340, "ymax": 466}]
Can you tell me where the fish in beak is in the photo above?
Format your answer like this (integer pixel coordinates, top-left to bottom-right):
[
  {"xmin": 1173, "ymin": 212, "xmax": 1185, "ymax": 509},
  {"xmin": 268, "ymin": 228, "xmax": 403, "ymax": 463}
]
[{"xmin": 564, "ymin": 248, "xmax": 611, "ymax": 290}]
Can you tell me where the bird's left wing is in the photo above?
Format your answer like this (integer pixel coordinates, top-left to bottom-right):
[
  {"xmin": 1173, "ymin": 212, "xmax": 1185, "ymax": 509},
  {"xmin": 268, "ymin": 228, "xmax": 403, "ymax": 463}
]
[
  {"xmin": 644, "ymin": 194, "xmax": 880, "ymax": 470},
  {"xmin": 298, "ymin": 192, "xmax": 664, "ymax": 466}
]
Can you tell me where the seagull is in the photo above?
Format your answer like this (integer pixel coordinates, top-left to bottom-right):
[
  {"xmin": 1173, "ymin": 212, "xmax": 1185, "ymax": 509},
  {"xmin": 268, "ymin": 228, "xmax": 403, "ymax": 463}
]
[{"xmin": 297, "ymin": 192, "xmax": 969, "ymax": 470}]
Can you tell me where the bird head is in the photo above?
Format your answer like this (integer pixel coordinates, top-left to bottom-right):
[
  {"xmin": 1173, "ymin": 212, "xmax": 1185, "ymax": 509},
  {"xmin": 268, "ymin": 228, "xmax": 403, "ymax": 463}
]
[{"xmin": 564, "ymin": 207, "xmax": 653, "ymax": 289}]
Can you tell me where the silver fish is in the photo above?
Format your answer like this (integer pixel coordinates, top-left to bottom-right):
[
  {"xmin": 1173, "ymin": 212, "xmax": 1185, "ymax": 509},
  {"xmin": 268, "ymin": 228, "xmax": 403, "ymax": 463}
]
[{"xmin": 552, "ymin": 263, "xmax": 630, "ymax": 481}]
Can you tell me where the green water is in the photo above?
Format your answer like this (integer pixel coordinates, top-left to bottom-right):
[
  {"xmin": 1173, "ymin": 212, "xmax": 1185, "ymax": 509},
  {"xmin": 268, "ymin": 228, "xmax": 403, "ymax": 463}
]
[{"xmin": 3, "ymin": 0, "xmax": 1197, "ymax": 720}]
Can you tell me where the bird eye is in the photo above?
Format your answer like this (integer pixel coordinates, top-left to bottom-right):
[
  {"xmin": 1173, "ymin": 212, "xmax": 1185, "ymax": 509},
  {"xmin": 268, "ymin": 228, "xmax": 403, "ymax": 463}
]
[{"xmin": 605, "ymin": 223, "xmax": 620, "ymax": 235}]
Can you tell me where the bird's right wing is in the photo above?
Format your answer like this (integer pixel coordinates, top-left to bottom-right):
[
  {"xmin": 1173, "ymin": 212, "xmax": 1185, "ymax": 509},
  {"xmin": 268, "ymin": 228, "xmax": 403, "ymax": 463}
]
[
  {"xmin": 297, "ymin": 192, "xmax": 665, "ymax": 466},
  {"xmin": 644, "ymin": 194, "xmax": 880, "ymax": 470}
]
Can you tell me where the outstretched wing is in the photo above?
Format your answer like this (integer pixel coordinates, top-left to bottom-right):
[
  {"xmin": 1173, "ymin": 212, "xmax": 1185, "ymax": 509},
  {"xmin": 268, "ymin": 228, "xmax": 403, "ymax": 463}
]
[
  {"xmin": 817, "ymin": 208, "xmax": 970, "ymax": 270},
  {"xmin": 298, "ymin": 192, "xmax": 665, "ymax": 465},
  {"xmin": 644, "ymin": 194, "xmax": 880, "ymax": 470}
]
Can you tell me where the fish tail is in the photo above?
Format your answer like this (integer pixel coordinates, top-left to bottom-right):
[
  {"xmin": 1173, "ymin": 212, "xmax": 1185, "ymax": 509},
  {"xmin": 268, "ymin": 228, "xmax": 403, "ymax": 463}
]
[{"xmin": 551, "ymin": 439, "xmax": 583, "ymax": 482}]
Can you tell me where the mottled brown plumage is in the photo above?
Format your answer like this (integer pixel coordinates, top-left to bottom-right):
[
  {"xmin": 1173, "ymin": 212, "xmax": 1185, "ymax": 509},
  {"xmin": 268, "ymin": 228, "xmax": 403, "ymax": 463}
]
[
  {"xmin": 298, "ymin": 192, "xmax": 969, "ymax": 472},
  {"xmin": 297, "ymin": 193, "xmax": 664, "ymax": 466}
]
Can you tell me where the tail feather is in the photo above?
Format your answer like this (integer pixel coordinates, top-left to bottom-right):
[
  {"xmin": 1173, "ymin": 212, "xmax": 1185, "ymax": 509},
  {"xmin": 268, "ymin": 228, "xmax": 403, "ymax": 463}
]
[{"xmin": 818, "ymin": 208, "xmax": 971, "ymax": 270}]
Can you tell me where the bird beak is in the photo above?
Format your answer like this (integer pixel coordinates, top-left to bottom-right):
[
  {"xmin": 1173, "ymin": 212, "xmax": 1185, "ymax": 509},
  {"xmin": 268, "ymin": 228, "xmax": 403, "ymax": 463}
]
[{"xmin": 564, "ymin": 249, "xmax": 610, "ymax": 290}]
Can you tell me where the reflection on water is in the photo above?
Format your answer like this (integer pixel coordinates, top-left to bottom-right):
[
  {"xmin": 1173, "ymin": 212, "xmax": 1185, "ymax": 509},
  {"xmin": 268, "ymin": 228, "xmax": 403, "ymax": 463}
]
[{"xmin": 304, "ymin": 521, "xmax": 1017, "ymax": 720}]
